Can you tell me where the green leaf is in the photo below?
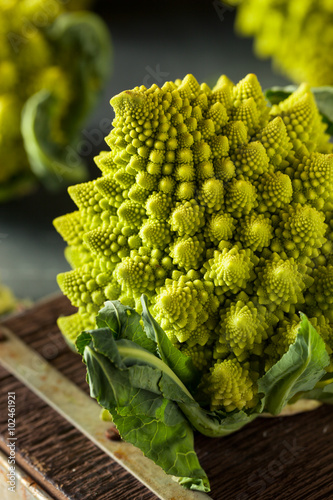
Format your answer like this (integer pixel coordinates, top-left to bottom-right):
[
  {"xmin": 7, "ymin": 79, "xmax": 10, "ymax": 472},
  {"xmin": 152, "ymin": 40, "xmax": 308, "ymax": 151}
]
[
  {"xmin": 96, "ymin": 300, "xmax": 156, "ymax": 354},
  {"xmin": 76, "ymin": 296, "xmax": 263, "ymax": 491},
  {"xmin": 323, "ymin": 382, "xmax": 333, "ymax": 394},
  {"xmin": 89, "ymin": 330, "xmax": 195, "ymax": 401},
  {"xmin": 265, "ymin": 85, "xmax": 333, "ymax": 135},
  {"xmin": 84, "ymin": 346, "xmax": 134, "ymax": 409},
  {"xmin": 140, "ymin": 295, "xmax": 200, "ymax": 388},
  {"xmin": 308, "ymin": 87, "xmax": 333, "ymax": 135},
  {"xmin": 265, "ymin": 85, "xmax": 297, "ymax": 105},
  {"xmin": 44, "ymin": 12, "xmax": 112, "ymax": 140},
  {"xmin": 258, "ymin": 314, "xmax": 330, "ymax": 415},
  {"xmin": 112, "ymin": 411, "xmax": 209, "ymax": 492},
  {"xmin": 21, "ymin": 90, "xmax": 88, "ymax": 188},
  {"xmin": 302, "ymin": 387, "xmax": 333, "ymax": 404},
  {"xmin": 180, "ymin": 406, "xmax": 258, "ymax": 438},
  {"xmin": 76, "ymin": 330, "xmax": 93, "ymax": 356},
  {"xmin": 21, "ymin": 12, "xmax": 112, "ymax": 189},
  {"xmin": 81, "ymin": 336, "xmax": 209, "ymax": 491},
  {"xmin": 302, "ymin": 374, "xmax": 333, "ymax": 404}
]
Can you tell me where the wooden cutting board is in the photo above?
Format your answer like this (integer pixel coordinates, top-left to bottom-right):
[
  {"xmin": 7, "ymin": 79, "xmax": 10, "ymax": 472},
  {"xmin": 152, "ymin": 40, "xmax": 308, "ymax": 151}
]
[{"xmin": 0, "ymin": 295, "xmax": 333, "ymax": 500}]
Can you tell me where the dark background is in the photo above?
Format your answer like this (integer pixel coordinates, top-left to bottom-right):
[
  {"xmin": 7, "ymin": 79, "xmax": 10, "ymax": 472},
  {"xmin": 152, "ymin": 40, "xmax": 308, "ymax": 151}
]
[{"xmin": 0, "ymin": 0, "xmax": 290, "ymax": 302}]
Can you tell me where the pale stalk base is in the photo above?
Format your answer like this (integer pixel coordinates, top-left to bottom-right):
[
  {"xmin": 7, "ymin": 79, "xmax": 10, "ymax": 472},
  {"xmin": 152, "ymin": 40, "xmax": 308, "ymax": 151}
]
[{"xmin": 261, "ymin": 399, "xmax": 322, "ymax": 417}]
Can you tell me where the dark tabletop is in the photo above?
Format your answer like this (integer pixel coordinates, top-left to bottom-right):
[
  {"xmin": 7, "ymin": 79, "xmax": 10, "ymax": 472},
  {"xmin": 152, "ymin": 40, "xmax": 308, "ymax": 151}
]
[{"xmin": 1, "ymin": 295, "xmax": 333, "ymax": 500}]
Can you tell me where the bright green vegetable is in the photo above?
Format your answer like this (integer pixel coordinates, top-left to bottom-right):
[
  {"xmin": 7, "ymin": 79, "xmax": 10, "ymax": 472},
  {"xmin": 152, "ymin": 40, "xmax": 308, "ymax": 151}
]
[
  {"xmin": 0, "ymin": 0, "xmax": 111, "ymax": 201},
  {"xmin": 225, "ymin": 0, "xmax": 333, "ymax": 86},
  {"xmin": 0, "ymin": 279, "xmax": 17, "ymax": 315},
  {"xmin": 54, "ymin": 73, "xmax": 333, "ymax": 490}
]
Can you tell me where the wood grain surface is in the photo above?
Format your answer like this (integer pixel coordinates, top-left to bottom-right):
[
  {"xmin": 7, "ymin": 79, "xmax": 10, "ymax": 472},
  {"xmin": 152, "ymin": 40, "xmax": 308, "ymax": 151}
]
[{"xmin": 0, "ymin": 295, "xmax": 333, "ymax": 500}]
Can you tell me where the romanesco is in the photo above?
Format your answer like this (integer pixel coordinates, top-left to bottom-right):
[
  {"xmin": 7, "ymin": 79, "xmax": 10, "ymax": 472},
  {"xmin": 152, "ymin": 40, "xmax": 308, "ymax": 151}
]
[
  {"xmin": 0, "ymin": 279, "xmax": 17, "ymax": 315},
  {"xmin": 55, "ymin": 73, "xmax": 333, "ymax": 414},
  {"xmin": 227, "ymin": 0, "xmax": 333, "ymax": 86},
  {"xmin": 0, "ymin": 0, "xmax": 110, "ymax": 201}
]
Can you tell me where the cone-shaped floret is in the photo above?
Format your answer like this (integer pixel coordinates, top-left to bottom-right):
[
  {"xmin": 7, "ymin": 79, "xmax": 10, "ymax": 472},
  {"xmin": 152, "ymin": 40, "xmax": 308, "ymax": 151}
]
[
  {"xmin": 185, "ymin": 323, "xmax": 212, "ymax": 348},
  {"xmin": 114, "ymin": 168, "xmax": 135, "ymax": 189},
  {"xmin": 57, "ymin": 263, "xmax": 110, "ymax": 313},
  {"xmin": 210, "ymin": 77, "xmax": 234, "ymax": 111},
  {"xmin": 311, "ymin": 316, "xmax": 333, "ymax": 356},
  {"xmin": 236, "ymin": 213, "xmax": 273, "ymax": 252},
  {"xmin": 136, "ymin": 171, "xmax": 159, "ymax": 191},
  {"xmin": 203, "ymin": 246, "xmax": 256, "ymax": 295},
  {"xmin": 174, "ymin": 163, "xmax": 195, "ymax": 182},
  {"xmin": 139, "ymin": 219, "xmax": 171, "ymax": 249},
  {"xmin": 177, "ymin": 73, "xmax": 201, "ymax": 98},
  {"xmin": 231, "ymin": 141, "xmax": 270, "ymax": 180},
  {"xmin": 198, "ymin": 178, "xmax": 224, "ymax": 211},
  {"xmin": 256, "ymin": 116, "xmax": 293, "ymax": 167},
  {"xmin": 84, "ymin": 222, "xmax": 131, "ymax": 262},
  {"xmin": 57, "ymin": 312, "xmax": 95, "ymax": 346},
  {"xmin": 96, "ymin": 174, "xmax": 126, "ymax": 209},
  {"xmin": 272, "ymin": 315, "xmax": 300, "ymax": 356},
  {"xmin": 69, "ymin": 180, "xmax": 103, "ymax": 212},
  {"xmin": 110, "ymin": 89, "xmax": 159, "ymax": 120},
  {"xmin": 169, "ymin": 199, "xmax": 205, "ymax": 236},
  {"xmin": 53, "ymin": 211, "xmax": 85, "ymax": 246},
  {"xmin": 203, "ymin": 358, "xmax": 257, "ymax": 411},
  {"xmin": 214, "ymin": 158, "xmax": 236, "ymax": 182},
  {"xmin": 264, "ymin": 315, "xmax": 301, "ymax": 371},
  {"xmin": 180, "ymin": 344, "xmax": 212, "ymax": 371},
  {"xmin": 234, "ymin": 97, "xmax": 260, "ymax": 136},
  {"xmin": 276, "ymin": 203, "xmax": 327, "ymax": 259},
  {"xmin": 115, "ymin": 251, "xmax": 159, "ymax": 298},
  {"xmin": 197, "ymin": 118, "xmax": 215, "ymax": 140},
  {"xmin": 233, "ymin": 73, "xmax": 268, "ymax": 124},
  {"xmin": 206, "ymin": 102, "xmax": 229, "ymax": 132},
  {"xmin": 206, "ymin": 211, "xmax": 236, "ymax": 245},
  {"xmin": 219, "ymin": 300, "xmax": 269, "ymax": 360},
  {"xmin": 118, "ymin": 200, "xmax": 146, "ymax": 228},
  {"xmin": 208, "ymin": 135, "xmax": 229, "ymax": 158},
  {"xmin": 270, "ymin": 84, "xmax": 331, "ymax": 153},
  {"xmin": 256, "ymin": 171, "xmax": 293, "ymax": 213},
  {"xmin": 255, "ymin": 254, "xmax": 307, "ymax": 312},
  {"xmin": 292, "ymin": 153, "xmax": 333, "ymax": 210},
  {"xmin": 145, "ymin": 191, "xmax": 173, "ymax": 219},
  {"xmin": 306, "ymin": 265, "xmax": 333, "ymax": 322},
  {"xmin": 152, "ymin": 273, "xmax": 215, "ymax": 343},
  {"xmin": 170, "ymin": 236, "xmax": 205, "ymax": 271},
  {"xmin": 225, "ymin": 178, "xmax": 257, "ymax": 217},
  {"xmin": 94, "ymin": 151, "xmax": 117, "ymax": 175},
  {"xmin": 222, "ymin": 120, "xmax": 248, "ymax": 149},
  {"xmin": 196, "ymin": 160, "xmax": 215, "ymax": 181}
]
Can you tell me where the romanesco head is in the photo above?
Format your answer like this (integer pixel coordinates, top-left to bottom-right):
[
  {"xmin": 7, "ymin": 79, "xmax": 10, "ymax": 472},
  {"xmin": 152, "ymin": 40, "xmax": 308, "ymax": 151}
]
[
  {"xmin": 230, "ymin": 0, "xmax": 333, "ymax": 86},
  {"xmin": 55, "ymin": 73, "xmax": 333, "ymax": 414},
  {"xmin": 0, "ymin": 0, "xmax": 107, "ymax": 201}
]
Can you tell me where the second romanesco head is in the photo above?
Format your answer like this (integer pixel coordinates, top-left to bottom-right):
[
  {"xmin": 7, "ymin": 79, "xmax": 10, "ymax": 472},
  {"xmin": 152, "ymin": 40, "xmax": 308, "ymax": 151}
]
[{"xmin": 226, "ymin": 0, "xmax": 333, "ymax": 86}]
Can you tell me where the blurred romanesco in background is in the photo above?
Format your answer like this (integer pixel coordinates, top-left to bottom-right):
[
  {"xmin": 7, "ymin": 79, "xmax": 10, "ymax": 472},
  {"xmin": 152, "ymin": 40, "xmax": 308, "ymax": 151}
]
[
  {"xmin": 0, "ymin": 279, "xmax": 17, "ymax": 315},
  {"xmin": 55, "ymin": 73, "xmax": 333, "ymax": 416},
  {"xmin": 0, "ymin": 275, "xmax": 31, "ymax": 316},
  {"xmin": 226, "ymin": 0, "xmax": 333, "ymax": 86},
  {"xmin": 0, "ymin": 0, "xmax": 111, "ymax": 201}
]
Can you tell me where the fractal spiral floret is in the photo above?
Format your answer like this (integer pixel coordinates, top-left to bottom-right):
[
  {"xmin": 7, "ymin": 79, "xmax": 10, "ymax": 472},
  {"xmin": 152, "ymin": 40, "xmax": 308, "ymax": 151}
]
[
  {"xmin": 55, "ymin": 73, "xmax": 333, "ymax": 414},
  {"xmin": 227, "ymin": 0, "xmax": 333, "ymax": 86}
]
